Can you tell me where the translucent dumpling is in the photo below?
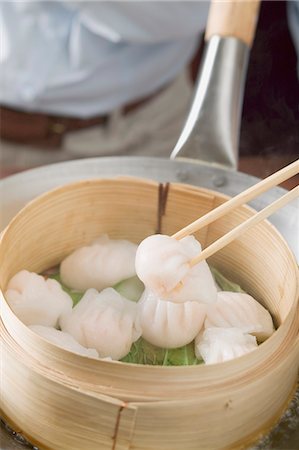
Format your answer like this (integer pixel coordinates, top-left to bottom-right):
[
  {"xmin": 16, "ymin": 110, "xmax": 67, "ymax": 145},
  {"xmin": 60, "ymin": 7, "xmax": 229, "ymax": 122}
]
[
  {"xmin": 135, "ymin": 234, "xmax": 217, "ymax": 304},
  {"xmin": 138, "ymin": 289, "xmax": 206, "ymax": 348},
  {"xmin": 29, "ymin": 325, "xmax": 99, "ymax": 358},
  {"xmin": 5, "ymin": 270, "xmax": 73, "ymax": 327},
  {"xmin": 205, "ymin": 291, "xmax": 274, "ymax": 342},
  {"xmin": 60, "ymin": 288, "xmax": 142, "ymax": 360},
  {"xmin": 195, "ymin": 327, "xmax": 258, "ymax": 364},
  {"xmin": 60, "ymin": 234, "xmax": 137, "ymax": 291}
]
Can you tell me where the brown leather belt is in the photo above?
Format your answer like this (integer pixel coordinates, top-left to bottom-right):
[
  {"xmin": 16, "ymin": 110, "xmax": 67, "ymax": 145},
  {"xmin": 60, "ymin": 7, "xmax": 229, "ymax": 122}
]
[
  {"xmin": 0, "ymin": 106, "xmax": 110, "ymax": 149},
  {"xmin": 0, "ymin": 92, "xmax": 161, "ymax": 150},
  {"xmin": 0, "ymin": 38, "xmax": 203, "ymax": 150}
]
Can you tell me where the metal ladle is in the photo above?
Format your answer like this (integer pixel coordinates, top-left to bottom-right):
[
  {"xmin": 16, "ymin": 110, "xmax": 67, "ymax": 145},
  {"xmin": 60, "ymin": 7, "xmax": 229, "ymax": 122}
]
[{"xmin": 171, "ymin": 0, "xmax": 260, "ymax": 168}]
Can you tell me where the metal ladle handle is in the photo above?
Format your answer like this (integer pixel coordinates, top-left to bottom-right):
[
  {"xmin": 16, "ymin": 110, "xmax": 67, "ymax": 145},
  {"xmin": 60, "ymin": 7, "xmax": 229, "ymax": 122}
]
[{"xmin": 171, "ymin": 0, "xmax": 261, "ymax": 169}]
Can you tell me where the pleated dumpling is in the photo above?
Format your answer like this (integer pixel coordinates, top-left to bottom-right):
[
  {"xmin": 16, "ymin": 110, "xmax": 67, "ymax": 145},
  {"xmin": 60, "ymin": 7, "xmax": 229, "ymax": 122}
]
[
  {"xmin": 60, "ymin": 288, "xmax": 142, "ymax": 360},
  {"xmin": 138, "ymin": 289, "xmax": 206, "ymax": 348},
  {"xmin": 5, "ymin": 270, "xmax": 73, "ymax": 327},
  {"xmin": 135, "ymin": 234, "xmax": 217, "ymax": 304},
  {"xmin": 29, "ymin": 325, "xmax": 99, "ymax": 358},
  {"xmin": 205, "ymin": 291, "xmax": 274, "ymax": 342},
  {"xmin": 195, "ymin": 327, "xmax": 258, "ymax": 364},
  {"xmin": 60, "ymin": 234, "xmax": 137, "ymax": 291}
]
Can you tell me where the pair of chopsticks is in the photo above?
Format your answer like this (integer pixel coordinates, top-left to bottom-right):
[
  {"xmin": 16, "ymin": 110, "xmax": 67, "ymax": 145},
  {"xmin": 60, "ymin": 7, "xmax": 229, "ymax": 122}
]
[{"xmin": 172, "ymin": 159, "xmax": 299, "ymax": 266}]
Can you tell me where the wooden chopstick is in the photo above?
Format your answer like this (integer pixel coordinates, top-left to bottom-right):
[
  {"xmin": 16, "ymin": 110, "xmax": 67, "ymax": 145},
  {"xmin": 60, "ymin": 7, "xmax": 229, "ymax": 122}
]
[
  {"xmin": 189, "ymin": 185, "xmax": 298, "ymax": 267},
  {"xmin": 172, "ymin": 159, "xmax": 299, "ymax": 240}
]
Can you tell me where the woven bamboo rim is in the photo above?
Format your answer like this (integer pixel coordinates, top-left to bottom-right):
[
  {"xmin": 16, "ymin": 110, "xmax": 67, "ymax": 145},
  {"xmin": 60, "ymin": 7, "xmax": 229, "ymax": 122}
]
[{"xmin": 1, "ymin": 177, "xmax": 298, "ymax": 450}]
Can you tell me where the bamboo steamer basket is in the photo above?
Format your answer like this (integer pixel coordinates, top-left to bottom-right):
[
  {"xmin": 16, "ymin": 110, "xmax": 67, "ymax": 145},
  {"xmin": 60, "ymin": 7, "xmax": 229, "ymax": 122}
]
[{"xmin": 0, "ymin": 177, "xmax": 298, "ymax": 450}]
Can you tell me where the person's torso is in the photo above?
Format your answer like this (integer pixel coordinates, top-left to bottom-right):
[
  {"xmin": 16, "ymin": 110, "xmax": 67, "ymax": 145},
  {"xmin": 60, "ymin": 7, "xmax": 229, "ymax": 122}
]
[{"xmin": 0, "ymin": 1, "xmax": 208, "ymax": 117}]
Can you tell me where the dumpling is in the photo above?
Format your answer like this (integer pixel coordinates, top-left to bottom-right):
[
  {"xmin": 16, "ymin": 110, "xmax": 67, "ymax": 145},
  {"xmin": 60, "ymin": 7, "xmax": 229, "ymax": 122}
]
[
  {"xmin": 205, "ymin": 291, "xmax": 274, "ymax": 342},
  {"xmin": 5, "ymin": 270, "xmax": 73, "ymax": 327},
  {"xmin": 60, "ymin": 288, "xmax": 142, "ymax": 360},
  {"xmin": 195, "ymin": 327, "xmax": 258, "ymax": 364},
  {"xmin": 138, "ymin": 289, "xmax": 206, "ymax": 348},
  {"xmin": 60, "ymin": 234, "xmax": 137, "ymax": 291},
  {"xmin": 135, "ymin": 234, "xmax": 217, "ymax": 304},
  {"xmin": 29, "ymin": 325, "xmax": 99, "ymax": 358}
]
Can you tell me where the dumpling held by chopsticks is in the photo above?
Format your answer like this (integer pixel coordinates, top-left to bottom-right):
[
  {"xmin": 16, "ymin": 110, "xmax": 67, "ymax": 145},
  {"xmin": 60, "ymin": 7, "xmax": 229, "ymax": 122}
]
[{"xmin": 135, "ymin": 234, "xmax": 217, "ymax": 304}]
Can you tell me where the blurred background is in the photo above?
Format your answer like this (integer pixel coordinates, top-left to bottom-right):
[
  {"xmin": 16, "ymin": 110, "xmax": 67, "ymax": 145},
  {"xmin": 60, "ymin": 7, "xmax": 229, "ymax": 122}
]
[
  {"xmin": 0, "ymin": 1, "xmax": 298, "ymax": 188},
  {"xmin": 239, "ymin": 0, "xmax": 299, "ymax": 189}
]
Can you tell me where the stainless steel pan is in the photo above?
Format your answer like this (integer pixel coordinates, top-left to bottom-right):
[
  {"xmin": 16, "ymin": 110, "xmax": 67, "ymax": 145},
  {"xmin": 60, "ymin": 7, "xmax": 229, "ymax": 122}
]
[{"xmin": 0, "ymin": 156, "xmax": 298, "ymax": 261}]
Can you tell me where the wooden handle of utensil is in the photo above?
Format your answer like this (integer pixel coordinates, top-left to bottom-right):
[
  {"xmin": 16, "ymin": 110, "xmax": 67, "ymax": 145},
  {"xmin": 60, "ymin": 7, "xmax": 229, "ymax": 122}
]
[{"xmin": 205, "ymin": 0, "xmax": 260, "ymax": 47}]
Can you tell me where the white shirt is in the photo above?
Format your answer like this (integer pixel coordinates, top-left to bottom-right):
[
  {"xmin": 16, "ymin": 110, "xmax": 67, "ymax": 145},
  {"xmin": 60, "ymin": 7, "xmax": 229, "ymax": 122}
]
[{"xmin": 0, "ymin": 1, "xmax": 209, "ymax": 118}]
